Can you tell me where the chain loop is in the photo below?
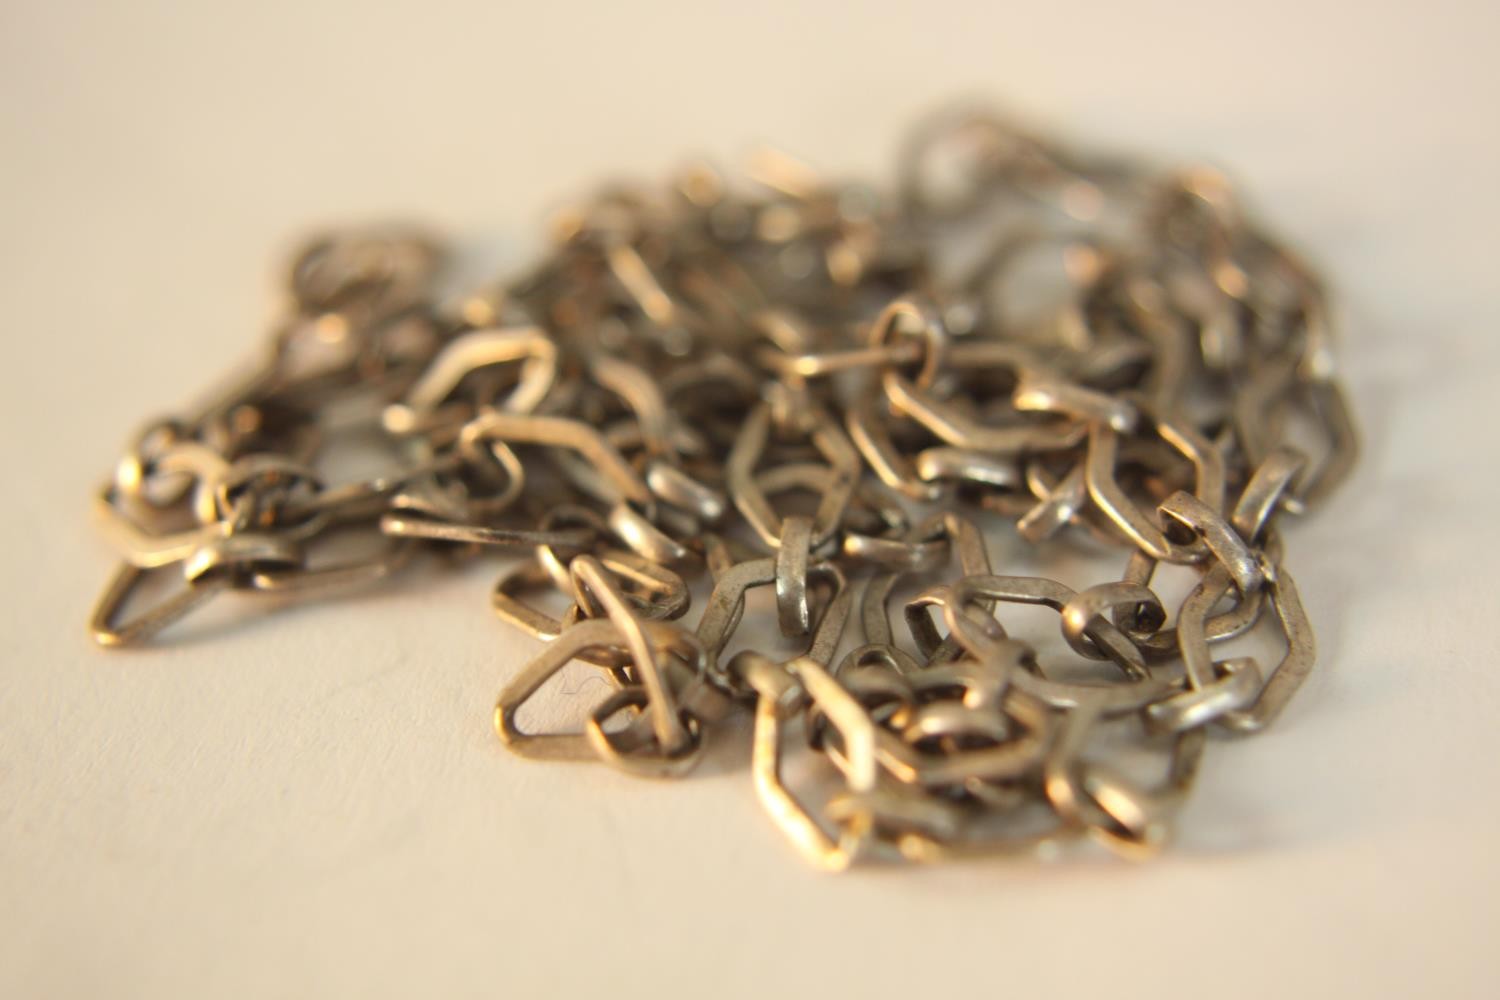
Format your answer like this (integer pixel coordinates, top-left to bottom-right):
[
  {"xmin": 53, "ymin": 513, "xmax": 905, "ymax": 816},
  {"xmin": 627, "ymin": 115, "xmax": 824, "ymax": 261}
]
[{"xmin": 87, "ymin": 107, "xmax": 1357, "ymax": 868}]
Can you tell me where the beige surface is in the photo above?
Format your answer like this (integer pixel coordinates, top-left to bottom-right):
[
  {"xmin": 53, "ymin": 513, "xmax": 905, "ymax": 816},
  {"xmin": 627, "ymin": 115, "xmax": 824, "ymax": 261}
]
[{"xmin": 3, "ymin": 2, "xmax": 1498, "ymax": 997}]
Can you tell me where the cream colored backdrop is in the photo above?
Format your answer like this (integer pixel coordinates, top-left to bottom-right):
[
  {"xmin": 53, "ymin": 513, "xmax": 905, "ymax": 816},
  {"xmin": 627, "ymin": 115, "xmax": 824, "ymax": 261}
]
[{"xmin": 2, "ymin": 2, "xmax": 1496, "ymax": 997}]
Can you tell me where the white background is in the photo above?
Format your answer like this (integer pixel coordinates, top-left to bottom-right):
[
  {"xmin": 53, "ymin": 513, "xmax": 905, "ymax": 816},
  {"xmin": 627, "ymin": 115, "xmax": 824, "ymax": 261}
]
[{"xmin": 3, "ymin": 2, "xmax": 1497, "ymax": 997}]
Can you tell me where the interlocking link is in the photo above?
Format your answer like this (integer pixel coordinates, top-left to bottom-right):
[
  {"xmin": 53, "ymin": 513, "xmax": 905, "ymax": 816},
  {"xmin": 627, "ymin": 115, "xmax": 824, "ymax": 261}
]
[{"xmin": 86, "ymin": 108, "xmax": 1357, "ymax": 868}]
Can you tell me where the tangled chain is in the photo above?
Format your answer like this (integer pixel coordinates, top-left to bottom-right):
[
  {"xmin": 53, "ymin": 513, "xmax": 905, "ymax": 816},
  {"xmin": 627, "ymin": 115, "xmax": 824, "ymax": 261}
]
[{"xmin": 90, "ymin": 109, "xmax": 1358, "ymax": 867}]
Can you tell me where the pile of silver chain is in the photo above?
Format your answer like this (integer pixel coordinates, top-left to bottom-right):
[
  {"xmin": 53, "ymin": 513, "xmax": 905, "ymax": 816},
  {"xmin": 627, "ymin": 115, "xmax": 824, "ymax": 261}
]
[{"xmin": 89, "ymin": 109, "xmax": 1358, "ymax": 868}]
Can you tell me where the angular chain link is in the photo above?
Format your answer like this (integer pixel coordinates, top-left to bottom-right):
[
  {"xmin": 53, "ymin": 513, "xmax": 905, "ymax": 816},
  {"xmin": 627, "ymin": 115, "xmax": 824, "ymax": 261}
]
[{"xmin": 88, "ymin": 108, "xmax": 1358, "ymax": 867}]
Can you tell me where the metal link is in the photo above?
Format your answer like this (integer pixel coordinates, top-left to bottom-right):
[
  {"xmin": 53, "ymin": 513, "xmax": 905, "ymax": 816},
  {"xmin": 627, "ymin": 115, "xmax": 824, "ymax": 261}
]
[{"xmin": 86, "ymin": 107, "xmax": 1356, "ymax": 869}]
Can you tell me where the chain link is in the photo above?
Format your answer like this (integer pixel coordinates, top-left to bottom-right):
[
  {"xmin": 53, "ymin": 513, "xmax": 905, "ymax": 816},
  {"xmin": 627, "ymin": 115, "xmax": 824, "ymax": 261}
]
[{"xmin": 87, "ymin": 108, "xmax": 1358, "ymax": 867}]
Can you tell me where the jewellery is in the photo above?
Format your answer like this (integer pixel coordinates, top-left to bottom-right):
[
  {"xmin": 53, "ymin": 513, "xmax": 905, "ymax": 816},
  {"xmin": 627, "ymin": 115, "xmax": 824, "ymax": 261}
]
[{"xmin": 88, "ymin": 108, "xmax": 1357, "ymax": 868}]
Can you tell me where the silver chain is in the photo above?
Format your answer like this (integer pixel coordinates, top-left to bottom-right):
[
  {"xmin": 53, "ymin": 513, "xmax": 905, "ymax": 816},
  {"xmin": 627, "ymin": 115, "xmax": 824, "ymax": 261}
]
[{"xmin": 88, "ymin": 108, "xmax": 1358, "ymax": 868}]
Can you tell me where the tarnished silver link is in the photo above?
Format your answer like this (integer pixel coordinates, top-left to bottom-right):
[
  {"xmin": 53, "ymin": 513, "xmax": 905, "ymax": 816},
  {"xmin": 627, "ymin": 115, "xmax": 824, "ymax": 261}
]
[{"xmin": 87, "ymin": 107, "xmax": 1356, "ymax": 869}]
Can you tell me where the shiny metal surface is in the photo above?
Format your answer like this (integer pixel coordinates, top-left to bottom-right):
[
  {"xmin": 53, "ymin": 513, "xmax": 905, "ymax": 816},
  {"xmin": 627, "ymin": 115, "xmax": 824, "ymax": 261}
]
[{"xmin": 87, "ymin": 108, "xmax": 1357, "ymax": 868}]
